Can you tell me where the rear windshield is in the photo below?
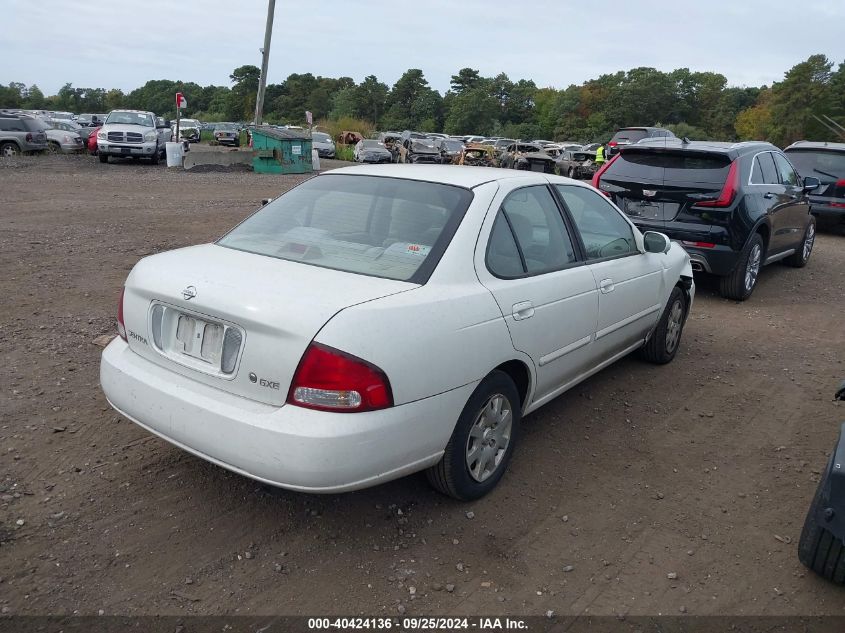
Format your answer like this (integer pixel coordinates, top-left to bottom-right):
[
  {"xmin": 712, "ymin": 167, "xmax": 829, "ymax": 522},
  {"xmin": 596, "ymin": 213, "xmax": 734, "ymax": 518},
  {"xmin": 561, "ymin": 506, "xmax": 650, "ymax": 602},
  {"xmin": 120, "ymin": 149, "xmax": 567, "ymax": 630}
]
[
  {"xmin": 611, "ymin": 129, "xmax": 648, "ymax": 144},
  {"xmin": 217, "ymin": 174, "xmax": 474, "ymax": 283},
  {"xmin": 784, "ymin": 149, "xmax": 845, "ymax": 182},
  {"xmin": 23, "ymin": 118, "xmax": 48, "ymax": 132},
  {"xmin": 607, "ymin": 150, "xmax": 731, "ymax": 183}
]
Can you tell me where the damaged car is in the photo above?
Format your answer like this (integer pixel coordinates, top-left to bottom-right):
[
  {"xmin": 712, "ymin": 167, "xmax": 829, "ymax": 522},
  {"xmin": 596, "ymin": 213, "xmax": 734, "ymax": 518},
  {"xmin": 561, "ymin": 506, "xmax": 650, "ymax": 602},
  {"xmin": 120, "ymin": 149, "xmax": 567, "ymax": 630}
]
[
  {"xmin": 499, "ymin": 143, "xmax": 556, "ymax": 173},
  {"xmin": 556, "ymin": 149, "xmax": 599, "ymax": 180},
  {"xmin": 458, "ymin": 144, "xmax": 496, "ymax": 167},
  {"xmin": 400, "ymin": 133, "xmax": 440, "ymax": 164},
  {"xmin": 354, "ymin": 139, "xmax": 392, "ymax": 164},
  {"xmin": 435, "ymin": 138, "xmax": 464, "ymax": 164}
]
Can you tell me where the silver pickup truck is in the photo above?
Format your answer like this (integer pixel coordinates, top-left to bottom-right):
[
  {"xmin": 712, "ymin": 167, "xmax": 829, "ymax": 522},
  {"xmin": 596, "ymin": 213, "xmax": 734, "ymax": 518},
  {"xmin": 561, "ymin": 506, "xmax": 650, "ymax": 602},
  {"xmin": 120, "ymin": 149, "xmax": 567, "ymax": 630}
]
[{"xmin": 97, "ymin": 110, "xmax": 172, "ymax": 164}]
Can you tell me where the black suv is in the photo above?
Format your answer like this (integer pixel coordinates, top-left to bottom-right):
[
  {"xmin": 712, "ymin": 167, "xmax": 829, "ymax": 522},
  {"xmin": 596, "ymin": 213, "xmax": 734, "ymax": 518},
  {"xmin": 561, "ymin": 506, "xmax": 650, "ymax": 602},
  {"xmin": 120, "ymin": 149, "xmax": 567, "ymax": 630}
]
[
  {"xmin": 607, "ymin": 126, "xmax": 676, "ymax": 157},
  {"xmin": 594, "ymin": 139, "xmax": 819, "ymax": 300},
  {"xmin": 784, "ymin": 141, "xmax": 845, "ymax": 224}
]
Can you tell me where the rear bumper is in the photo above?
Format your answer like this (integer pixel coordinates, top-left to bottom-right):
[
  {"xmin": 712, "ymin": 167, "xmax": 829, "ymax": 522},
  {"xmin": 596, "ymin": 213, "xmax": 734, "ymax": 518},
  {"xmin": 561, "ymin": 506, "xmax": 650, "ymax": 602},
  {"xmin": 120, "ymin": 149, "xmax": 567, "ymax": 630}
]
[
  {"xmin": 100, "ymin": 339, "xmax": 473, "ymax": 493},
  {"xmin": 810, "ymin": 203, "xmax": 845, "ymax": 218},
  {"xmin": 676, "ymin": 243, "xmax": 739, "ymax": 276}
]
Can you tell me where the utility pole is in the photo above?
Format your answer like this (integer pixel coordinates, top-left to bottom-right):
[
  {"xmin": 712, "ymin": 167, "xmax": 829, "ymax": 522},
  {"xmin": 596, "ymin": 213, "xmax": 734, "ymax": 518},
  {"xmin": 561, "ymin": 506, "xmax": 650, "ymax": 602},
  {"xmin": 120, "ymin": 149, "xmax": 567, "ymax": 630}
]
[{"xmin": 253, "ymin": 0, "xmax": 276, "ymax": 126}]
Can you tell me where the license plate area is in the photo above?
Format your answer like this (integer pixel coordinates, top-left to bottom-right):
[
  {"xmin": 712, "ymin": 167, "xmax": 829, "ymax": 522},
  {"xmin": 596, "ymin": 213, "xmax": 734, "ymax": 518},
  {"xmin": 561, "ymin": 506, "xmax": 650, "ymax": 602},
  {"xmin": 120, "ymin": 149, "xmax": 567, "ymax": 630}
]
[
  {"xmin": 175, "ymin": 315, "xmax": 223, "ymax": 364},
  {"xmin": 148, "ymin": 302, "xmax": 245, "ymax": 379},
  {"xmin": 120, "ymin": 147, "xmax": 132, "ymax": 154},
  {"xmin": 623, "ymin": 198, "xmax": 661, "ymax": 220}
]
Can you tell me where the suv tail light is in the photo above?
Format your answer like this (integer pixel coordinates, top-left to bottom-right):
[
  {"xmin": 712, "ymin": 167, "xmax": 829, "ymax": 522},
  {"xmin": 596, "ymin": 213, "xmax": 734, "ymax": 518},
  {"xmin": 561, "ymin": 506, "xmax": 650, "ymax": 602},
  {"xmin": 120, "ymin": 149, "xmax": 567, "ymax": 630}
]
[
  {"xmin": 832, "ymin": 179, "xmax": 845, "ymax": 208},
  {"xmin": 288, "ymin": 343, "xmax": 393, "ymax": 413},
  {"xmin": 694, "ymin": 159, "xmax": 739, "ymax": 208},
  {"xmin": 25, "ymin": 133, "xmax": 33, "ymax": 142},
  {"xmin": 591, "ymin": 153, "xmax": 620, "ymax": 196},
  {"xmin": 117, "ymin": 288, "xmax": 127, "ymax": 341}
]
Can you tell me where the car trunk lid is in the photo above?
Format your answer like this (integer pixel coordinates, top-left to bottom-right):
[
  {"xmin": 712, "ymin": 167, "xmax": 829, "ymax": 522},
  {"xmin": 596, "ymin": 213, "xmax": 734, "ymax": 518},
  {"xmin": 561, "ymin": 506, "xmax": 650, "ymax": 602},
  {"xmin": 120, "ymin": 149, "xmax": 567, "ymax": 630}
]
[
  {"xmin": 121, "ymin": 244, "xmax": 415, "ymax": 406},
  {"xmin": 601, "ymin": 148, "xmax": 733, "ymax": 226}
]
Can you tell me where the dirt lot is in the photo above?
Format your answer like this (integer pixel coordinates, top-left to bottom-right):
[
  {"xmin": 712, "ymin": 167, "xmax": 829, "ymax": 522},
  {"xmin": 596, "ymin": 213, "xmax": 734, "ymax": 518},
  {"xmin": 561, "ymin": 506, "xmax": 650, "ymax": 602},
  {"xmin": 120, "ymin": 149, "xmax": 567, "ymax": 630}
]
[{"xmin": 1, "ymin": 153, "xmax": 844, "ymax": 618}]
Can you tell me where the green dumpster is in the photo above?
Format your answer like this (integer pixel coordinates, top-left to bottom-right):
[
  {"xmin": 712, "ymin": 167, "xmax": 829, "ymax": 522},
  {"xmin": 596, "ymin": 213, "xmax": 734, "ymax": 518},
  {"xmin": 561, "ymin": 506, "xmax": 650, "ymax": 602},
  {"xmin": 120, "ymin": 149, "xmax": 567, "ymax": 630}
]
[{"xmin": 250, "ymin": 126, "xmax": 313, "ymax": 174}]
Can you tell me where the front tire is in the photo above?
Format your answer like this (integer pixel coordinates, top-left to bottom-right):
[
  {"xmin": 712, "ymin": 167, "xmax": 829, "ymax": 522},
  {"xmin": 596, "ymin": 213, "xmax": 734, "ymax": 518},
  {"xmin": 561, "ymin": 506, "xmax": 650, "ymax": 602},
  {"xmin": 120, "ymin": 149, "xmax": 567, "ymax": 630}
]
[
  {"xmin": 639, "ymin": 286, "xmax": 687, "ymax": 364},
  {"xmin": 99, "ymin": 152, "xmax": 109, "ymax": 163},
  {"xmin": 426, "ymin": 371, "xmax": 521, "ymax": 501},
  {"xmin": 149, "ymin": 148, "xmax": 160, "ymax": 165},
  {"xmin": 719, "ymin": 233, "xmax": 763, "ymax": 301},
  {"xmin": 798, "ymin": 462, "xmax": 845, "ymax": 584},
  {"xmin": 567, "ymin": 167, "xmax": 575, "ymax": 178},
  {"xmin": 786, "ymin": 217, "xmax": 816, "ymax": 268}
]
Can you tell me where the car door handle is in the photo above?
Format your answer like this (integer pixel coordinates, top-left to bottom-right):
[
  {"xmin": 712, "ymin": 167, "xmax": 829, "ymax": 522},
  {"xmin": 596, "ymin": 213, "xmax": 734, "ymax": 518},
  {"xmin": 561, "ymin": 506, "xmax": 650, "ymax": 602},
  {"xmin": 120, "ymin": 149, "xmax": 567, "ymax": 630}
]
[
  {"xmin": 599, "ymin": 279, "xmax": 615, "ymax": 294},
  {"xmin": 512, "ymin": 301, "xmax": 534, "ymax": 320},
  {"xmin": 763, "ymin": 192, "xmax": 774, "ymax": 199}
]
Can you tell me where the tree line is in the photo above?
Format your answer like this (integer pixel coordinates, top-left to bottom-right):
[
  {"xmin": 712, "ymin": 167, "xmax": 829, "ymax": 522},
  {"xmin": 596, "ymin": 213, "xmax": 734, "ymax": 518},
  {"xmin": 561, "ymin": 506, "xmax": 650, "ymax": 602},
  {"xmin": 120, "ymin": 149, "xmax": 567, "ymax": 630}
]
[{"xmin": 1, "ymin": 54, "xmax": 842, "ymax": 147}]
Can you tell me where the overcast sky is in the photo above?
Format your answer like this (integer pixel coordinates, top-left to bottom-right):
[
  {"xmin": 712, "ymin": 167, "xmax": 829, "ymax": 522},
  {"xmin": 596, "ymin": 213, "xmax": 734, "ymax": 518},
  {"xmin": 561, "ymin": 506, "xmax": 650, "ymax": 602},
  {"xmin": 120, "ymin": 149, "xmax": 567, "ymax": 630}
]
[{"xmin": 4, "ymin": 0, "xmax": 844, "ymax": 96}]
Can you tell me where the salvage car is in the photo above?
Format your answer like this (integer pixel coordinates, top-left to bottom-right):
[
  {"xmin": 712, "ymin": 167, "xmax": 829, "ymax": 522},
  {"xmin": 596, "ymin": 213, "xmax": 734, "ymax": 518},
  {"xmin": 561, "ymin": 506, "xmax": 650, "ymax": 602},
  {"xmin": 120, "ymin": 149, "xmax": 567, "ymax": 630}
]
[
  {"xmin": 48, "ymin": 118, "xmax": 95, "ymax": 146},
  {"xmin": 400, "ymin": 134, "xmax": 440, "ymax": 164},
  {"xmin": 172, "ymin": 119, "xmax": 202, "ymax": 143},
  {"xmin": 378, "ymin": 132, "xmax": 403, "ymax": 163},
  {"xmin": 0, "ymin": 112, "xmax": 48, "ymax": 156},
  {"xmin": 499, "ymin": 143, "xmax": 556, "ymax": 173},
  {"xmin": 435, "ymin": 137, "xmax": 464, "ymax": 164},
  {"xmin": 784, "ymin": 141, "xmax": 845, "ymax": 224},
  {"xmin": 595, "ymin": 139, "xmax": 818, "ymax": 300},
  {"xmin": 556, "ymin": 149, "xmax": 599, "ymax": 180},
  {"xmin": 45, "ymin": 124, "xmax": 84, "ymax": 154},
  {"xmin": 100, "ymin": 165, "xmax": 693, "ymax": 500},
  {"xmin": 458, "ymin": 144, "xmax": 496, "ymax": 167},
  {"xmin": 312, "ymin": 131, "xmax": 336, "ymax": 158},
  {"xmin": 354, "ymin": 139, "xmax": 392, "ymax": 163},
  {"xmin": 213, "ymin": 123, "xmax": 241, "ymax": 146}
]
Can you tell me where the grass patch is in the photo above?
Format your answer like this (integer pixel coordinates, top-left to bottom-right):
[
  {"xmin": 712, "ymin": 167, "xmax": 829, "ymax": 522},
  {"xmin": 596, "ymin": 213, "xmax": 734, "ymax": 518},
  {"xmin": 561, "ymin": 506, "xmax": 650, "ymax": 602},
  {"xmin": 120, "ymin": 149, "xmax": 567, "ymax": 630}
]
[{"xmin": 334, "ymin": 145, "xmax": 355, "ymax": 161}]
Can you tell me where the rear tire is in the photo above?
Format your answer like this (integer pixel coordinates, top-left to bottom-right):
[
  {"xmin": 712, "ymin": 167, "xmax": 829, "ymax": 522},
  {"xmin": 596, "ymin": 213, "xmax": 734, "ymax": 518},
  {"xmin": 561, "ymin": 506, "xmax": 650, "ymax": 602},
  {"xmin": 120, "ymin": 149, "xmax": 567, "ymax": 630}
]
[
  {"xmin": 1, "ymin": 142, "xmax": 20, "ymax": 157},
  {"xmin": 98, "ymin": 152, "xmax": 109, "ymax": 163},
  {"xmin": 426, "ymin": 371, "xmax": 521, "ymax": 501},
  {"xmin": 639, "ymin": 286, "xmax": 687, "ymax": 364},
  {"xmin": 719, "ymin": 233, "xmax": 763, "ymax": 301},
  {"xmin": 47, "ymin": 141, "xmax": 61, "ymax": 154},
  {"xmin": 798, "ymin": 463, "xmax": 845, "ymax": 584},
  {"xmin": 786, "ymin": 217, "xmax": 816, "ymax": 268}
]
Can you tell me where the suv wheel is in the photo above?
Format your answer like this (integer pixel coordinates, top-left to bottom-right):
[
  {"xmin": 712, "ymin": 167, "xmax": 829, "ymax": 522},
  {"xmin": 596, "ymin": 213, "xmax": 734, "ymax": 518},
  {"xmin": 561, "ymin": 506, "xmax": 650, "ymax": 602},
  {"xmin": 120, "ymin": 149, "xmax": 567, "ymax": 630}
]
[
  {"xmin": 719, "ymin": 233, "xmax": 763, "ymax": 301},
  {"xmin": 786, "ymin": 218, "xmax": 816, "ymax": 268},
  {"xmin": 426, "ymin": 371, "xmax": 521, "ymax": 501},
  {"xmin": 99, "ymin": 152, "xmax": 109, "ymax": 164},
  {"xmin": 1, "ymin": 142, "xmax": 20, "ymax": 158},
  {"xmin": 797, "ymin": 460, "xmax": 845, "ymax": 583}
]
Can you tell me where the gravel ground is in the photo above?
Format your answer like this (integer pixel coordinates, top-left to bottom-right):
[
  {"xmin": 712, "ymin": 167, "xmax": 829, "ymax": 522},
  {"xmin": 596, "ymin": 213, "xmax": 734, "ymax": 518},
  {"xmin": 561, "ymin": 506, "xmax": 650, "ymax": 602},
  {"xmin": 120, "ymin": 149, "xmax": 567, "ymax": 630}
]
[{"xmin": 1, "ymin": 152, "xmax": 844, "ymax": 617}]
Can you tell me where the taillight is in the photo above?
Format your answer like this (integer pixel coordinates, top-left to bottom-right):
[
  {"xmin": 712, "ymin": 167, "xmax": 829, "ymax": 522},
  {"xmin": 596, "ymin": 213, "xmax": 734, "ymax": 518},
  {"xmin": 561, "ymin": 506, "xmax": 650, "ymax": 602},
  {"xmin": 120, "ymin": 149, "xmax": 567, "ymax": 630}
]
[
  {"xmin": 694, "ymin": 160, "xmax": 739, "ymax": 208},
  {"xmin": 832, "ymin": 179, "xmax": 845, "ymax": 208},
  {"xmin": 608, "ymin": 141, "xmax": 617, "ymax": 147},
  {"xmin": 117, "ymin": 288, "xmax": 127, "ymax": 341},
  {"xmin": 591, "ymin": 153, "xmax": 620, "ymax": 196},
  {"xmin": 288, "ymin": 343, "xmax": 393, "ymax": 413},
  {"xmin": 681, "ymin": 240, "xmax": 716, "ymax": 248},
  {"xmin": 25, "ymin": 133, "xmax": 33, "ymax": 142}
]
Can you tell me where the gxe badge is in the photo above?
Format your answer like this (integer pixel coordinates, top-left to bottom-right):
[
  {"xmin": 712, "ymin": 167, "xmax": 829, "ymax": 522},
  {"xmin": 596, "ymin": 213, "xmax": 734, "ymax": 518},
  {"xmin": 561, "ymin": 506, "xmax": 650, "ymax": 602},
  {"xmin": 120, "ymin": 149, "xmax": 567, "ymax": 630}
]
[{"xmin": 182, "ymin": 285, "xmax": 197, "ymax": 300}]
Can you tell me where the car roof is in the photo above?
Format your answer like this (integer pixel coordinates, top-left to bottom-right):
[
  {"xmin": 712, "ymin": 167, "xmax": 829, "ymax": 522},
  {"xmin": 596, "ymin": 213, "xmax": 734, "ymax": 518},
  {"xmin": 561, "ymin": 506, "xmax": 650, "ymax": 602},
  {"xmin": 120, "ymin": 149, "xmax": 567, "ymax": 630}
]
[
  {"xmin": 327, "ymin": 164, "xmax": 575, "ymax": 188},
  {"xmin": 629, "ymin": 138, "xmax": 777, "ymax": 157},
  {"xmin": 785, "ymin": 140, "xmax": 845, "ymax": 151}
]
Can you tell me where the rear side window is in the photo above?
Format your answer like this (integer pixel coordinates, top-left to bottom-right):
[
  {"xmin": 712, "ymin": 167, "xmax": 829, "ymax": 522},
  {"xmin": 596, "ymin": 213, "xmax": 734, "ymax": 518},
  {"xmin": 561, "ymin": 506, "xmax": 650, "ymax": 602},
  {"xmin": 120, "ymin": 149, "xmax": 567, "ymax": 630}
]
[
  {"xmin": 486, "ymin": 186, "xmax": 577, "ymax": 278},
  {"xmin": 218, "ymin": 174, "xmax": 473, "ymax": 283},
  {"xmin": 555, "ymin": 185, "xmax": 637, "ymax": 260},
  {"xmin": 0, "ymin": 118, "xmax": 25, "ymax": 131},
  {"xmin": 756, "ymin": 152, "xmax": 779, "ymax": 185},
  {"xmin": 773, "ymin": 153, "xmax": 800, "ymax": 186},
  {"xmin": 785, "ymin": 149, "xmax": 845, "ymax": 182}
]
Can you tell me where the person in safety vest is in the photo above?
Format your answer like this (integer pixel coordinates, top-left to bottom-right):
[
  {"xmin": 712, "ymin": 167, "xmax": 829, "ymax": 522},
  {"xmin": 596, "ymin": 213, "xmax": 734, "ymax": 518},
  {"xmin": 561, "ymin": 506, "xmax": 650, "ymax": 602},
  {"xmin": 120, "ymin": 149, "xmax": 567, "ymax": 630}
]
[{"xmin": 595, "ymin": 143, "xmax": 606, "ymax": 166}]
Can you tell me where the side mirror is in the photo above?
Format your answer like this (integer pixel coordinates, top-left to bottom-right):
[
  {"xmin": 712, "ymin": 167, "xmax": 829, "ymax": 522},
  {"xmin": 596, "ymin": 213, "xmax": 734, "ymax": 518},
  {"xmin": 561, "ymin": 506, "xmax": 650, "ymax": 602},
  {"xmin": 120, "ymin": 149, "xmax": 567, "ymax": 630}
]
[
  {"xmin": 643, "ymin": 231, "xmax": 671, "ymax": 254},
  {"xmin": 803, "ymin": 176, "xmax": 820, "ymax": 192}
]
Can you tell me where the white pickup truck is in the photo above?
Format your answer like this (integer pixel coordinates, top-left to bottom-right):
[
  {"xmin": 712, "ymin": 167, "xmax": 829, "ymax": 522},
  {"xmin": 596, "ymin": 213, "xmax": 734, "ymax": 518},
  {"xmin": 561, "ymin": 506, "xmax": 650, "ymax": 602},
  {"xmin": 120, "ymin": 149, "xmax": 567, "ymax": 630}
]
[{"xmin": 97, "ymin": 110, "xmax": 172, "ymax": 164}]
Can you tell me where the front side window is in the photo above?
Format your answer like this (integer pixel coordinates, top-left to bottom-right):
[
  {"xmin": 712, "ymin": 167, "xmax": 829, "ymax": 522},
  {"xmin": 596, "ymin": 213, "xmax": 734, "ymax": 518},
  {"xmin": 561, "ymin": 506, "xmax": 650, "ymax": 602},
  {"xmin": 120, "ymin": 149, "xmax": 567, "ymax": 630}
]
[
  {"xmin": 218, "ymin": 174, "xmax": 472, "ymax": 283},
  {"xmin": 555, "ymin": 185, "xmax": 638, "ymax": 260},
  {"xmin": 773, "ymin": 152, "xmax": 800, "ymax": 186},
  {"xmin": 486, "ymin": 186, "xmax": 577, "ymax": 278}
]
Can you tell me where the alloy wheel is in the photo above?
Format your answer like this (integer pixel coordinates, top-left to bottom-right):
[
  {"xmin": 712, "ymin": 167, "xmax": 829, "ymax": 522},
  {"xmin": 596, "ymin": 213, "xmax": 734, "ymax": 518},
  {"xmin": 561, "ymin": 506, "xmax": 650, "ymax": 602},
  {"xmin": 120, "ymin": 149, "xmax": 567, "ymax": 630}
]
[
  {"xmin": 2, "ymin": 145, "xmax": 18, "ymax": 158},
  {"xmin": 465, "ymin": 394, "xmax": 513, "ymax": 483},
  {"xmin": 803, "ymin": 224, "xmax": 815, "ymax": 261},
  {"xmin": 745, "ymin": 243, "xmax": 761, "ymax": 292},
  {"xmin": 665, "ymin": 299, "xmax": 684, "ymax": 354}
]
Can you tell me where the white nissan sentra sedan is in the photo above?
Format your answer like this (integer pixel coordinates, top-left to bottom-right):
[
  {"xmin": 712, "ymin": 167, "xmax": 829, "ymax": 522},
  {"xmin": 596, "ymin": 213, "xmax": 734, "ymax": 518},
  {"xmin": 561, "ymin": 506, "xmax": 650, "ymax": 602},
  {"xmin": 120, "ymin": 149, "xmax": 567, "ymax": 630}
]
[{"xmin": 101, "ymin": 165, "xmax": 694, "ymax": 500}]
